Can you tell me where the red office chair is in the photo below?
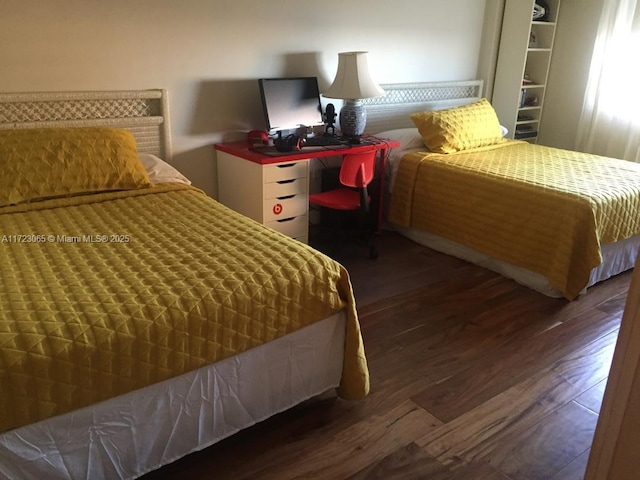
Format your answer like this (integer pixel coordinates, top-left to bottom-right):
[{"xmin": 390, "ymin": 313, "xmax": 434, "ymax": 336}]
[{"xmin": 309, "ymin": 149, "xmax": 378, "ymax": 259}]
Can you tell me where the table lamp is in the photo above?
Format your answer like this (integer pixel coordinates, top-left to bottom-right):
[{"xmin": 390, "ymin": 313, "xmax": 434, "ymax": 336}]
[{"xmin": 323, "ymin": 51, "xmax": 385, "ymax": 138}]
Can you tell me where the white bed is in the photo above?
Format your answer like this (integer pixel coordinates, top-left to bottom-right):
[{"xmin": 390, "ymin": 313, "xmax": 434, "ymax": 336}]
[
  {"xmin": 363, "ymin": 80, "xmax": 640, "ymax": 298},
  {"xmin": 0, "ymin": 314, "xmax": 347, "ymax": 479},
  {"xmin": 0, "ymin": 90, "xmax": 365, "ymax": 479}
]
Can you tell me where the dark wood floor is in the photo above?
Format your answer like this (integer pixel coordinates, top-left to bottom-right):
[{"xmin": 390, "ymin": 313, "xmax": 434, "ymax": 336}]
[{"xmin": 145, "ymin": 231, "xmax": 631, "ymax": 479}]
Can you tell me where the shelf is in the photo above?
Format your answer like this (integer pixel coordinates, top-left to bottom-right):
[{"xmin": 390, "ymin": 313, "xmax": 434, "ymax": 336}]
[
  {"xmin": 518, "ymin": 106, "xmax": 542, "ymax": 112},
  {"xmin": 515, "ymin": 132, "xmax": 538, "ymax": 140},
  {"xmin": 492, "ymin": 0, "xmax": 560, "ymax": 141}
]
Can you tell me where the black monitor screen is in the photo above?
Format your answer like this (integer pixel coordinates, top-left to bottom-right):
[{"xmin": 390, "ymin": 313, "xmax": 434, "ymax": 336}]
[{"xmin": 258, "ymin": 77, "xmax": 324, "ymax": 134}]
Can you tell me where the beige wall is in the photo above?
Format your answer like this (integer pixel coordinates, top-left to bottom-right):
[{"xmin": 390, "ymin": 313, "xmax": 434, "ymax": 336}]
[
  {"xmin": 539, "ymin": 0, "xmax": 603, "ymax": 149},
  {"xmin": 478, "ymin": 0, "xmax": 505, "ymax": 101},
  {"xmin": 0, "ymin": 0, "xmax": 487, "ymax": 197}
]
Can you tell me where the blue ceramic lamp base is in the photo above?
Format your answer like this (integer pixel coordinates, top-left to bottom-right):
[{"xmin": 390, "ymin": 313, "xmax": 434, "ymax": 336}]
[{"xmin": 339, "ymin": 100, "xmax": 366, "ymax": 137}]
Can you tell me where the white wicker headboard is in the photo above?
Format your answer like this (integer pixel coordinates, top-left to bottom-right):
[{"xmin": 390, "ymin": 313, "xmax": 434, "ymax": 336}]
[
  {"xmin": 363, "ymin": 80, "xmax": 484, "ymax": 134},
  {"xmin": 0, "ymin": 89, "xmax": 172, "ymax": 162}
]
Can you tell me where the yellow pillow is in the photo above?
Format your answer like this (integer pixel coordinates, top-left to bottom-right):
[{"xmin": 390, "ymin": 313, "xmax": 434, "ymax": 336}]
[
  {"xmin": 410, "ymin": 98, "xmax": 504, "ymax": 153},
  {"xmin": 0, "ymin": 127, "xmax": 152, "ymax": 207}
]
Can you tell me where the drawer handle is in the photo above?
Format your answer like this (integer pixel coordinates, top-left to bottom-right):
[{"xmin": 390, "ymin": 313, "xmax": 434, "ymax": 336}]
[
  {"xmin": 277, "ymin": 179, "xmax": 296, "ymax": 184},
  {"xmin": 277, "ymin": 217, "xmax": 296, "ymax": 223},
  {"xmin": 277, "ymin": 194, "xmax": 296, "ymax": 200},
  {"xmin": 277, "ymin": 163, "xmax": 296, "ymax": 169}
]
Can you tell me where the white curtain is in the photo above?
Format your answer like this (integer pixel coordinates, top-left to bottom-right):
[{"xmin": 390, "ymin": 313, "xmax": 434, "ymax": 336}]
[{"xmin": 576, "ymin": 0, "xmax": 640, "ymax": 161}]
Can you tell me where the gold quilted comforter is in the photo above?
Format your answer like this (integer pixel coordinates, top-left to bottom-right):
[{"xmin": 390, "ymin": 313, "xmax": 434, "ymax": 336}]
[
  {"xmin": 389, "ymin": 141, "xmax": 640, "ymax": 299},
  {"xmin": 0, "ymin": 184, "xmax": 368, "ymax": 433}
]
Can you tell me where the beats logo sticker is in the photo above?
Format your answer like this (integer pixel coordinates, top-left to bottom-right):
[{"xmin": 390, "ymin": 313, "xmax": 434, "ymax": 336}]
[{"xmin": 273, "ymin": 203, "xmax": 283, "ymax": 215}]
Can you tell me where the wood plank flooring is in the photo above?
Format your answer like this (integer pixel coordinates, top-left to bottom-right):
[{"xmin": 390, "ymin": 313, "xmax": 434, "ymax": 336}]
[{"xmin": 144, "ymin": 231, "xmax": 631, "ymax": 479}]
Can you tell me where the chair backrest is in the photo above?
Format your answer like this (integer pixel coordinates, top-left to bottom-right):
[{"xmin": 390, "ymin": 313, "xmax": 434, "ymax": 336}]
[{"xmin": 339, "ymin": 149, "xmax": 377, "ymax": 188}]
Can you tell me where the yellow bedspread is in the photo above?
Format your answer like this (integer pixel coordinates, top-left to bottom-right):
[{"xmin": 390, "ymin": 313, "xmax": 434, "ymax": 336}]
[
  {"xmin": 389, "ymin": 141, "xmax": 640, "ymax": 299},
  {"xmin": 0, "ymin": 184, "xmax": 368, "ymax": 433}
]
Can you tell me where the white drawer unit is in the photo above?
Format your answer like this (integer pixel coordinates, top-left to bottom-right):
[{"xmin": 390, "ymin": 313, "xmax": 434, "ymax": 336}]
[
  {"xmin": 263, "ymin": 161, "xmax": 308, "ymax": 183},
  {"xmin": 263, "ymin": 175, "xmax": 307, "ymax": 200},
  {"xmin": 266, "ymin": 215, "xmax": 308, "ymax": 241},
  {"xmin": 263, "ymin": 193, "xmax": 308, "ymax": 223},
  {"xmin": 216, "ymin": 148, "xmax": 310, "ymax": 243}
]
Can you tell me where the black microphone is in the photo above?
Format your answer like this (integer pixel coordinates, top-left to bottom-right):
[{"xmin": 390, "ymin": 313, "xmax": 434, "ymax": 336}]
[
  {"xmin": 325, "ymin": 103, "xmax": 336, "ymax": 123},
  {"xmin": 324, "ymin": 103, "xmax": 337, "ymax": 136}
]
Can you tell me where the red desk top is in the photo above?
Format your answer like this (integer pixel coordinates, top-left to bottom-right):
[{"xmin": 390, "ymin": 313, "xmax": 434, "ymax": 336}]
[{"xmin": 215, "ymin": 136, "xmax": 400, "ymax": 165}]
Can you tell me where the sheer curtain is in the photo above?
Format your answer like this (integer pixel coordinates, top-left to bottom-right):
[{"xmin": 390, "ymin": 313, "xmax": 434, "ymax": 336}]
[{"xmin": 576, "ymin": 0, "xmax": 640, "ymax": 161}]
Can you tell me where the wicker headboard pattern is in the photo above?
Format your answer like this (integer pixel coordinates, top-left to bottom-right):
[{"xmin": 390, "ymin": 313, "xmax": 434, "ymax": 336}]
[
  {"xmin": 0, "ymin": 89, "xmax": 172, "ymax": 161},
  {"xmin": 363, "ymin": 80, "xmax": 484, "ymax": 134}
]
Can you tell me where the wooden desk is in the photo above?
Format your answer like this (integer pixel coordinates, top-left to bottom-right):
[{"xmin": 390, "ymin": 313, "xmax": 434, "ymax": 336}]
[{"xmin": 215, "ymin": 137, "xmax": 399, "ymax": 243}]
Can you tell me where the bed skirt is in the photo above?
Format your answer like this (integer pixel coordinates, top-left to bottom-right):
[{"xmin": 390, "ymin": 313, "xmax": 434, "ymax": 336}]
[
  {"xmin": 395, "ymin": 226, "xmax": 639, "ymax": 298},
  {"xmin": 0, "ymin": 312, "xmax": 347, "ymax": 480}
]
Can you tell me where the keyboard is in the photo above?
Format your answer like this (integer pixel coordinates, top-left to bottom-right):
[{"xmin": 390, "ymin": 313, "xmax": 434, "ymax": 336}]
[{"xmin": 303, "ymin": 135, "xmax": 346, "ymax": 147}]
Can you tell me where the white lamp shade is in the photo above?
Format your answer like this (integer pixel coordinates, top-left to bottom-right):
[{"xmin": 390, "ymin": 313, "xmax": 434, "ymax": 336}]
[{"xmin": 323, "ymin": 51, "xmax": 385, "ymax": 100}]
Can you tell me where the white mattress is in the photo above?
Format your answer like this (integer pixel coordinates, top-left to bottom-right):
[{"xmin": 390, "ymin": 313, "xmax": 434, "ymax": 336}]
[{"xmin": 0, "ymin": 311, "xmax": 347, "ymax": 480}]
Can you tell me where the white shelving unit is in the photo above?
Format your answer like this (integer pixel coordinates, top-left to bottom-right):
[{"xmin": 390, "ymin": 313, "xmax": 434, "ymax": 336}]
[{"xmin": 492, "ymin": 0, "xmax": 561, "ymax": 142}]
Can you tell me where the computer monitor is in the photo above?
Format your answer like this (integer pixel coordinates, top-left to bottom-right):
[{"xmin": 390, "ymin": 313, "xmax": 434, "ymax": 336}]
[{"xmin": 258, "ymin": 77, "xmax": 324, "ymax": 135}]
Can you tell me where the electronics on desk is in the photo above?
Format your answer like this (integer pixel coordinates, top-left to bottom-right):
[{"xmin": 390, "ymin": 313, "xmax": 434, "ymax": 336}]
[
  {"xmin": 273, "ymin": 132, "xmax": 304, "ymax": 152},
  {"xmin": 258, "ymin": 77, "xmax": 325, "ymax": 136},
  {"xmin": 247, "ymin": 130, "xmax": 269, "ymax": 148},
  {"xmin": 324, "ymin": 103, "xmax": 337, "ymax": 137},
  {"xmin": 304, "ymin": 135, "xmax": 345, "ymax": 147},
  {"xmin": 256, "ymin": 76, "xmax": 368, "ymax": 152},
  {"xmin": 272, "ymin": 132, "xmax": 347, "ymax": 152}
]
